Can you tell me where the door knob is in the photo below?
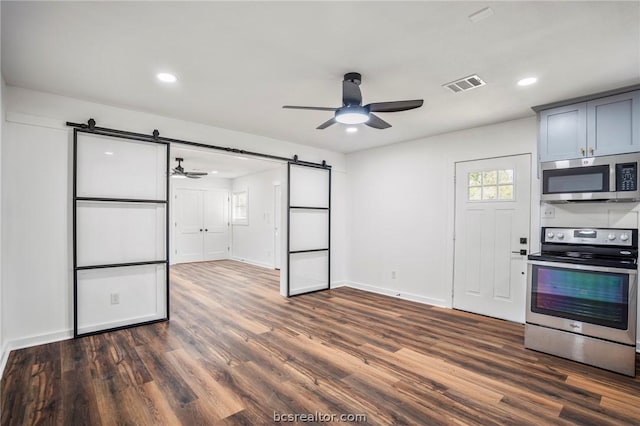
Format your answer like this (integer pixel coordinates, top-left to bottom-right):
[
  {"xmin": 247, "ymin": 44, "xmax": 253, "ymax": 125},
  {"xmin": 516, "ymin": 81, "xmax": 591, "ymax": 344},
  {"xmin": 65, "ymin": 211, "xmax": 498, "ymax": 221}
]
[{"xmin": 511, "ymin": 250, "xmax": 527, "ymax": 255}]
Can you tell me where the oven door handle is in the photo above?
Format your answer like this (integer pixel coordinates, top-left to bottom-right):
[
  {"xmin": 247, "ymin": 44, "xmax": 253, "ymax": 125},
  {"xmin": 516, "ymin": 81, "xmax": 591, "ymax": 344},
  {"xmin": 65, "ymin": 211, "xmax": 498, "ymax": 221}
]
[{"xmin": 527, "ymin": 259, "xmax": 638, "ymax": 275}]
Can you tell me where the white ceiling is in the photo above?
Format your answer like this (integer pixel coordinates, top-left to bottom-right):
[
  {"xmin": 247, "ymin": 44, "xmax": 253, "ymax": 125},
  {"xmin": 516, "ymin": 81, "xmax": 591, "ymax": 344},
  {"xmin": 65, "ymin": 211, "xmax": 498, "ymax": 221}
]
[
  {"xmin": 2, "ymin": 2, "xmax": 639, "ymax": 154},
  {"xmin": 171, "ymin": 144, "xmax": 281, "ymax": 179}
]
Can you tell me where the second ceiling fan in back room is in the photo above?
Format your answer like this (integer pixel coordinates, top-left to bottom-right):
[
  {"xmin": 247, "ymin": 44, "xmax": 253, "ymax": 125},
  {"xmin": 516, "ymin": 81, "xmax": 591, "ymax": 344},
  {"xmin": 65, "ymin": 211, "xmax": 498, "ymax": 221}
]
[
  {"xmin": 283, "ymin": 72, "xmax": 423, "ymax": 130},
  {"xmin": 171, "ymin": 157, "xmax": 208, "ymax": 179}
]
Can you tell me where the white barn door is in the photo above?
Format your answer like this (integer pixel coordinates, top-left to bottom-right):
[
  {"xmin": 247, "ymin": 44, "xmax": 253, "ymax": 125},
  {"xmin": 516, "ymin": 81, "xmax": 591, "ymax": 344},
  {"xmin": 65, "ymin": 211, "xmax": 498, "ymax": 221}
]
[
  {"xmin": 287, "ymin": 163, "xmax": 331, "ymax": 296},
  {"xmin": 74, "ymin": 129, "xmax": 169, "ymax": 337}
]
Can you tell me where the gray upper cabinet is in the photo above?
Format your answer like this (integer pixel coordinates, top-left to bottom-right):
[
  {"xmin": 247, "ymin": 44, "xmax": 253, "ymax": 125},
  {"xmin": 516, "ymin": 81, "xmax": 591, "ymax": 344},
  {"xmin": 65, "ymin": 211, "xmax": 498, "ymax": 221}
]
[
  {"xmin": 588, "ymin": 91, "xmax": 640, "ymax": 157},
  {"xmin": 539, "ymin": 90, "xmax": 640, "ymax": 162},
  {"xmin": 539, "ymin": 103, "xmax": 587, "ymax": 162}
]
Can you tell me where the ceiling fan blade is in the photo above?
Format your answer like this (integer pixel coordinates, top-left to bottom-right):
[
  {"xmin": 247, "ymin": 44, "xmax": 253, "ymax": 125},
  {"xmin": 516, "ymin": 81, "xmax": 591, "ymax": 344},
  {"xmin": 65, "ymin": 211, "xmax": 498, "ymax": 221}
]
[
  {"xmin": 365, "ymin": 114, "xmax": 392, "ymax": 129},
  {"xmin": 186, "ymin": 171, "xmax": 209, "ymax": 176},
  {"xmin": 366, "ymin": 99, "xmax": 424, "ymax": 113},
  {"xmin": 316, "ymin": 118, "xmax": 336, "ymax": 129},
  {"xmin": 342, "ymin": 80, "xmax": 362, "ymax": 106},
  {"xmin": 283, "ymin": 105, "xmax": 337, "ymax": 111},
  {"xmin": 186, "ymin": 174, "xmax": 202, "ymax": 179}
]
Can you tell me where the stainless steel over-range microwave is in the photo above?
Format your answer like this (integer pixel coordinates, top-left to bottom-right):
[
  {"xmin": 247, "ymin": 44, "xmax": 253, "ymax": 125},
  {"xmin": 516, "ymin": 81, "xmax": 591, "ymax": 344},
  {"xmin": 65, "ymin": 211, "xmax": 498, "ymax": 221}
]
[{"xmin": 541, "ymin": 153, "xmax": 640, "ymax": 202}]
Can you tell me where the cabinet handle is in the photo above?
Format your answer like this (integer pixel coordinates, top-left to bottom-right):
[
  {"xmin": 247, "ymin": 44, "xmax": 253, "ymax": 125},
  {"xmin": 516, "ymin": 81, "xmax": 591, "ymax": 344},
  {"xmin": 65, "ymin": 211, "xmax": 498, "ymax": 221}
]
[
  {"xmin": 580, "ymin": 147, "xmax": 585, "ymax": 156},
  {"xmin": 589, "ymin": 147, "xmax": 594, "ymax": 155}
]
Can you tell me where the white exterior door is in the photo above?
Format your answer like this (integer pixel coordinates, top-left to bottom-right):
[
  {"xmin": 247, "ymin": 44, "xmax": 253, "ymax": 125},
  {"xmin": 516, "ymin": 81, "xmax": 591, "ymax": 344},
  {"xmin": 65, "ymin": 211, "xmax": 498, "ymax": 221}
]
[
  {"xmin": 203, "ymin": 190, "xmax": 229, "ymax": 261},
  {"xmin": 174, "ymin": 188, "xmax": 229, "ymax": 263},
  {"xmin": 453, "ymin": 154, "xmax": 531, "ymax": 323}
]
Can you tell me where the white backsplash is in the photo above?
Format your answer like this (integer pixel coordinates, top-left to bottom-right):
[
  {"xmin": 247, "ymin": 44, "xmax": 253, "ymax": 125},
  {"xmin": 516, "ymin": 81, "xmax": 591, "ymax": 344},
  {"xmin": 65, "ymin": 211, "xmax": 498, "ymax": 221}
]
[{"xmin": 540, "ymin": 202, "xmax": 640, "ymax": 231}]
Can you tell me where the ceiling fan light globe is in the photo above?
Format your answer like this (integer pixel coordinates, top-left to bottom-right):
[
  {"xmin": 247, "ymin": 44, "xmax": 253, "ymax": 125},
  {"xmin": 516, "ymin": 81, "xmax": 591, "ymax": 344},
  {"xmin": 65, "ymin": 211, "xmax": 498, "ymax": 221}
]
[{"xmin": 335, "ymin": 109, "xmax": 369, "ymax": 124}]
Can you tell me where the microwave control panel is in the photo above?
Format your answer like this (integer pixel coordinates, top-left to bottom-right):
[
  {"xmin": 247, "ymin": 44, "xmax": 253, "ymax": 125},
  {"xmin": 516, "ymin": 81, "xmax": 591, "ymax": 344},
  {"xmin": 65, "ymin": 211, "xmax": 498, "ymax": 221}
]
[{"xmin": 616, "ymin": 162, "xmax": 637, "ymax": 192}]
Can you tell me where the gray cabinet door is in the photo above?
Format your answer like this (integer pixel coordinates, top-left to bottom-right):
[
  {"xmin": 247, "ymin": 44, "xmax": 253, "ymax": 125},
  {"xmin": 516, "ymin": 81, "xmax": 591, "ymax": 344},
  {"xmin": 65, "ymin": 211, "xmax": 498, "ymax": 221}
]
[
  {"xmin": 588, "ymin": 90, "xmax": 640, "ymax": 156},
  {"xmin": 539, "ymin": 103, "xmax": 587, "ymax": 162}
]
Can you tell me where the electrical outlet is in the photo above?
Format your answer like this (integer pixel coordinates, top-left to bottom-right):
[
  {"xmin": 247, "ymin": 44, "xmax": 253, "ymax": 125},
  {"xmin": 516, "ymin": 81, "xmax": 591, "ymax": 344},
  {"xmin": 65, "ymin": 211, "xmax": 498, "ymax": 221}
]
[
  {"xmin": 543, "ymin": 207, "xmax": 555, "ymax": 218},
  {"xmin": 110, "ymin": 293, "xmax": 120, "ymax": 305},
  {"xmin": 391, "ymin": 271, "xmax": 397, "ymax": 279}
]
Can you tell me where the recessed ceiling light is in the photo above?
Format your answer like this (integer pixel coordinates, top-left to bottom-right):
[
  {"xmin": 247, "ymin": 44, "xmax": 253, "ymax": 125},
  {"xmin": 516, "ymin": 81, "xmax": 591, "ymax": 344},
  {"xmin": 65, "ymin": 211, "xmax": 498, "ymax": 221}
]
[
  {"xmin": 104, "ymin": 151, "xmax": 114, "ymax": 156},
  {"xmin": 157, "ymin": 72, "xmax": 177, "ymax": 83},
  {"xmin": 210, "ymin": 170, "xmax": 218, "ymax": 174},
  {"xmin": 346, "ymin": 127, "xmax": 358, "ymax": 133},
  {"xmin": 517, "ymin": 77, "xmax": 538, "ymax": 86}
]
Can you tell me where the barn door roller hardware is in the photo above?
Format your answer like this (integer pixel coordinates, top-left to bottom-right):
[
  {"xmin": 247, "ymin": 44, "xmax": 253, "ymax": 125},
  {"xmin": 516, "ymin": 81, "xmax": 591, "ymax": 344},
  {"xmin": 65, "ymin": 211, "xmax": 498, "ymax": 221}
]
[{"xmin": 66, "ymin": 119, "xmax": 331, "ymax": 169}]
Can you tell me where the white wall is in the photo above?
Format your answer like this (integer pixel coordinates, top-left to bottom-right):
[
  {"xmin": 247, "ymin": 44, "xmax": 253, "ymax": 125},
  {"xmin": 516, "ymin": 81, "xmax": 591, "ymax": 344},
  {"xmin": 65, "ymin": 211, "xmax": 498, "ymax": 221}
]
[
  {"xmin": 1, "ymin": 86, "xmax": 347, "ymax": 354},
  {"xmin": 231, "ymin": 166, "xmax": 284, "ymax": 269},
  {"xmin": 0, "ymin": 1, "xmax": 5, "ymax": 372},
  {"xmin": 346, "ymin": 117, "xmax": 540, "ymax": 307},
  {"xmin": 2, "ymin": 120, "xmax": 71, "ymax": 347}
]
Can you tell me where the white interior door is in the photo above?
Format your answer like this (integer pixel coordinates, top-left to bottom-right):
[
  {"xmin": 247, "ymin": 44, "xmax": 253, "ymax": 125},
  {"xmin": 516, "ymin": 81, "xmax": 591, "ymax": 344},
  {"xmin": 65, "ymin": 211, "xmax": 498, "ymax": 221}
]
[
  {"xmin": 274, "ymin": 184, "xmax": 282, "ymax": 269},
  {"xmin": 175, "ymin": 189, "xmax": 204, "ymax": 263},
  {"xmin": 453, "ymin": 154, "xmax": 531, "ymax": 323},
  {"xmin": 203, "ymin": 189, "xmax": 229, "ymax": 261}
]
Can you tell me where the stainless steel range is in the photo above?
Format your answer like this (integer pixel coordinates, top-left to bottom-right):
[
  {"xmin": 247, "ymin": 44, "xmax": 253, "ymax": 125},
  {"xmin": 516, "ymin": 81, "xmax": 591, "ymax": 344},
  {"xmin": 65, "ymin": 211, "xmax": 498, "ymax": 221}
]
[{"xmin": 526, "ymin": 227, "xmax": 638, "ymax": 376}]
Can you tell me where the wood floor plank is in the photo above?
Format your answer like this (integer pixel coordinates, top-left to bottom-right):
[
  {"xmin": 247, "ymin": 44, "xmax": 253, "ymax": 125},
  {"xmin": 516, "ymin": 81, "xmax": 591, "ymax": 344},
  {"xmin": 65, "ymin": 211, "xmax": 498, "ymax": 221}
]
[
  {"xmin": 164, "ymin": 348, "xmax": 245, "ymax": 420},
  {"xmin": 3, "ymin": 259, "xmax": 640, "ymax": 425}
]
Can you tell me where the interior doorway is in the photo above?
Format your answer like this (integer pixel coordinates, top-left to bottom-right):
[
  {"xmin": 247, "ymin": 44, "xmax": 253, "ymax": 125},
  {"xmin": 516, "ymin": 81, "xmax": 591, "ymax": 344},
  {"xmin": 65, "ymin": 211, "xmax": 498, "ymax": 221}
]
[
  {"xmin": 169, "ymin": 144, "xmax": 285, "ymax": 272},
  {"xmin": 453, "ymin": 154, "xmax": 531, "ymax": 323}
]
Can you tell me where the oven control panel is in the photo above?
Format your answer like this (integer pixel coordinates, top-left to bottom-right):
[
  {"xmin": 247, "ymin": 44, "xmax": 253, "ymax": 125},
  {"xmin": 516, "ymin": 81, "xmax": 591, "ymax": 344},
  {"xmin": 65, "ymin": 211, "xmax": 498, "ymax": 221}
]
[{"xmin": 542, "ymin": 227, "xmax": 635, "ymax": 246}]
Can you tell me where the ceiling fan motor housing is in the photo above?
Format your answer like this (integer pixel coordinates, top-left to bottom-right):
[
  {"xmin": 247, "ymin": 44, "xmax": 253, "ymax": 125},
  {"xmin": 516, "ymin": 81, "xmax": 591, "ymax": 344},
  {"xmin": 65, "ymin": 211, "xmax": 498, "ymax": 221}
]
[{"xmin": 344, "ymin": 72, "xmax": 362, "ymax": 85}]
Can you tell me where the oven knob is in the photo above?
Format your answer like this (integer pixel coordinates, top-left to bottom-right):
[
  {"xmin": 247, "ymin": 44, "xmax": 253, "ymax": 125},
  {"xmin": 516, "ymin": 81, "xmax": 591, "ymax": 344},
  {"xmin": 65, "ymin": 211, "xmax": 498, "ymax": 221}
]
[
  {"xmin": 608, "ymin": 234, "xmax": 616, "ymax": 241},
  {"xmin": 621, "ymin": 234, "xmax": 629, "ymax": 241},
  {"xmin": 546, "ymin": 232, "xmax": 554, "ymax": 239},
  {"xmin": 556, "ymin": 233, "xmax": 564, "ymax": 239}
]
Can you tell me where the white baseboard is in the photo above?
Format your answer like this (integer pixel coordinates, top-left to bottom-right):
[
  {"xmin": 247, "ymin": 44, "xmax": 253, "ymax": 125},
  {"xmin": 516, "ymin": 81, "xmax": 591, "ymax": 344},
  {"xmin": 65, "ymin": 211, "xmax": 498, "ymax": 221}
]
[
  {"xmin": 340, "ymin": 281, "xmax": 449, "ymax": 308},
  {"xmin": 77, "ymin": 314, "xmax": 165, "ymax": 336},
  {"xmin": 0, "ymin": 342, "xmax": 9, "ymax": 380},
  {"xmin": 290, "ymin": 283, "xmax": 330, "ymax": 295},
  {"xmin": 0, "ymin": 329, "xmax": 73, "ymax": 379},
  {"xmin": 330, "ymin": 280, "xmax": 347, "ymax": 288},
  {"xmin": 231, "ymin": 256, "xmax": 275, "ymax": 270}
]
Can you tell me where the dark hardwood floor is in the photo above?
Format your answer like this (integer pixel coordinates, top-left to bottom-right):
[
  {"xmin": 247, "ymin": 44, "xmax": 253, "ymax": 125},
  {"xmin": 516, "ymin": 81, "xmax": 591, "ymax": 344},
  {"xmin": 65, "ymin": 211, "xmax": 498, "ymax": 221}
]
[{"xmin": 3, "ymin": 260, "xmax": 640, "ymax": 425}]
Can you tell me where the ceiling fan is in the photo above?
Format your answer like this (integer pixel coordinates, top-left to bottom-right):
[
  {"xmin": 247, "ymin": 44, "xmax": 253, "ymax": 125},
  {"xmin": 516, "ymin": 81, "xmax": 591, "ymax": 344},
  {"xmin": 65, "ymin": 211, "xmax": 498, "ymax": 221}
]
[
  {"xmin": 283, "ymin": 72, "xmax": 423, "ymax": 130},
  {"xmin": 171, "ymin": 157, "xmax": 208, "ymax": 179}
]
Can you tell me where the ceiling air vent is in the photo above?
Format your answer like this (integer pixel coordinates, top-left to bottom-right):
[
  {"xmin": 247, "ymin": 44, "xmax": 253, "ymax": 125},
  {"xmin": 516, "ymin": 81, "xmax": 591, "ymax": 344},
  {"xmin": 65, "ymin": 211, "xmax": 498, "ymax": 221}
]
[{"xmin": 443, "ymin": 75, "xmax": 486, "ymax": 93}]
